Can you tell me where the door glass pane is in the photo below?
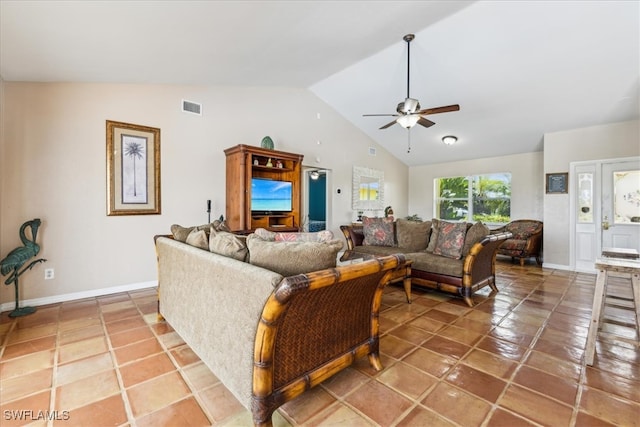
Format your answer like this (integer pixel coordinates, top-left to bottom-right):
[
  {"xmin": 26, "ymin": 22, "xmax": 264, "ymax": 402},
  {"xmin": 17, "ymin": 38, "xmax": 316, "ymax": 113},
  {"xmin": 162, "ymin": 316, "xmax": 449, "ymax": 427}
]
[
  {"xmin": 613, "ymin": 170, "xmax": 640, "ymax": 224},
  {"xmin": 578, "ymin": 172, "xmax": 593, "ymax": 223}
]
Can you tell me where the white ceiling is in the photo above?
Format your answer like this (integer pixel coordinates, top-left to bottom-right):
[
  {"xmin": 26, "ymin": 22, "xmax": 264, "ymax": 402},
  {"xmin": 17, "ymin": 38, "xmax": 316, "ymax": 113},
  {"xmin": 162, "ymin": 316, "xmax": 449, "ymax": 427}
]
[{"xmin": 1, "ymin": 1, "xmax": 638, "ymax": 166}]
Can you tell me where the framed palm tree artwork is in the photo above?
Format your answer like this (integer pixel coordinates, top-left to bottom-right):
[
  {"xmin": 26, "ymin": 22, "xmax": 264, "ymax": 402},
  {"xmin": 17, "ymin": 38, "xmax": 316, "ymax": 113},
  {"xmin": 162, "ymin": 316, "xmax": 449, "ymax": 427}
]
[{"xmin": 106, "ymin": 120, "xmax": 161, "ymax": 215}]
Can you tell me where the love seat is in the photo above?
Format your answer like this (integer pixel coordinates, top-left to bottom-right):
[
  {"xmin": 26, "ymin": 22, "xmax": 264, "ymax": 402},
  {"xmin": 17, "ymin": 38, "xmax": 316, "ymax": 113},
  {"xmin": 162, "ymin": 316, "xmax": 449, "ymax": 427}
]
[
  {"xmin": 340, "ymin": 217, "xmax": 512, "ymax": 307},
  {"xmin": 155, "ymin": 224, "xmax": 406, "ymax": 426}
]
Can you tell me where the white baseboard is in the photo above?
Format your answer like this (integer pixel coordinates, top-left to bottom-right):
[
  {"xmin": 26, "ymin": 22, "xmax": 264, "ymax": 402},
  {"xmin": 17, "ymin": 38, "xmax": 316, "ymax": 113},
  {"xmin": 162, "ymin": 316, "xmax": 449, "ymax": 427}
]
[{"xmin": 0, "ymin": 280, "xmax": 158, "ymax": 313}]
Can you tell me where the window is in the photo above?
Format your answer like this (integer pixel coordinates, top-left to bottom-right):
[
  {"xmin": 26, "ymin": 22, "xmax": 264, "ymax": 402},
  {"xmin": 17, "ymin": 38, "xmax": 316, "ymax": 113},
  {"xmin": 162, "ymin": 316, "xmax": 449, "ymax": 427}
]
[{"xmin": 435, "ymin": 173, "xmax": 511, "ymax": 224}]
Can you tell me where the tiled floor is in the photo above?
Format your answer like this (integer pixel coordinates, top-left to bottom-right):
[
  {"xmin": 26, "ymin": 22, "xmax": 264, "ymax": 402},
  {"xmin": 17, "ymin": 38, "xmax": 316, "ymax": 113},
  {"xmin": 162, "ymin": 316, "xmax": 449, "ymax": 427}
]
[{"xmin": 1, "ymin": 260, "xmax": 639, "ymax": 426}]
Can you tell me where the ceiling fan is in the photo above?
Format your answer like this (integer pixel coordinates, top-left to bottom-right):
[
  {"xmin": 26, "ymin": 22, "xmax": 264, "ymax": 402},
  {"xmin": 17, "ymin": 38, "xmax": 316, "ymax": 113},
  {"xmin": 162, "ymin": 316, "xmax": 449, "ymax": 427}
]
[{"xmin": 364, "ymin": 34, "xmax": 460, "ymax": 130}]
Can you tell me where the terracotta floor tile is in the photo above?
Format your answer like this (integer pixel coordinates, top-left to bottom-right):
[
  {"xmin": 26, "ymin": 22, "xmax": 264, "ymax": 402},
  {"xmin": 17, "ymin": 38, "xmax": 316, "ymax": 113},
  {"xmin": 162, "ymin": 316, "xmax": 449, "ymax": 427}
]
[
  {"xmin": 344, "ymin": 380, "xmax": 412, "ymax": 426},
  {"xmin": 58, "ymin": 336, "xmax": 107, "ymax": 364},
  {"xmin": 407, "ymin": 315, "xmax": 446, "ymax": 333},
  {"xmin": 476, "ymin": 336, "xmax": 527, "ymax": 361},
  {"xmin": 136, "ymin": 396, "xmax": 211, "ymax": 426},
  {"xmin": 584, "ymin": 366, "xmax": 640, "ymax": 403},
  {"xmin": 198, "ymin": 382, "xmax": 246, "ymax": 423},
  {"xmin": 0, "ymin": 349, "xmax": 54, "ymax": 379},
  {"xmin": 6, "ymin": 323, "xmax": 57, "ymax": 345},
  {"xmin": 0, "ymin": 368, "xmax": 52, "ymax": 403},
  {"xmin": 100, "ymin": 299, "xmax": 135, "ymax": 314},
  {"xmin": 156, "ymin": 330, "xmax": 186, "ymax": 349},
  {"xmin": 104, "ymin": 316, "xmax": 147, "ymax": 335},
  {"xmin": 59, "ymin": 394, "xmax": 127, "ymax": 427},
  {"xmin": 119, "ymin": 352, "xmax": 175, "ymax": 387},
  {"xmin": 376, "ymin": 361, "xmax": 437, "ymax": 399},
  {"xmin": 114, "ymin": 337, "xmax": 163, "ymax": 365},
  {"xmin": 170, "ymin": 344, "xmax": 201, "ymax": 367},
  {"xmin": 462, "ymin": 348, "xmax": 517, "ymax": 379},
  {"xmin": 524, "ymin": 350, "xmax": 582, "ymax": 381},
  {"xmin": 499, "ymin": 384, "xmax": 573, "ymax": 426},
  {"xmin": 109, "ymin": 325, "xmax": 154, "ymax": 348},
  {"xmin": 102, "ymin": 307, "xmax": 140, "ymax": 323},
  {"xmin": 0, "ymin": 390, "xmax": 51, "ymax": 427},
  {"xmin": 532, "ymin": 338, "xmax": 583, "ymax": 364},
  {"xmin": 55, "ymin": 369, "xmax": 120, "ymax": 411},
  {"xmin": 421, "ymin": 309, "xmax": 459, "ymax": 324},
  {"xmin": 402, "ymin": 347, "xmax": 457, "ymax": 378},
  {"xmin": 1, "ymin": 335, "xmax": 56, "ymax": 361},
  {"xmin": 57, "ymin": 323, "xmax": 103, "ymax": 345},
  {"xmin": 421, "ymin": 335, "xmax": 471, "ymax": 360},
  {"xmin": 279, "ymin": 385, "xmax": 336, "ymax": 425},
  {"xmin": 485, "ymin": 408, "xmax": 539, "ymax": 426},
  {"xmin": 387, "ymin": 324, "xmax": 432, "ymax": 345},
  {"xmin": 396, "ymin": 406, "xmax": 457, "ymax": 427},
  {"xmin": 574, "ymin": 410, "xmax": 618, "ymax": 427},
  {"xmin": 127, "ymin": 371, "xmax": 191, "ymax": 418},
  {"xmin": 580, "ymin": 386, "xmax": 640, "ymax": 426},
  {"xmin": 380, "ymin": 333, "xmax": 417, "ymax": 359},
  {"xmin": 421, "ymin": 382, "xmax": 492, "ymax": 426},
  {"xmin": 512, "ymin": 365, "xmax": 578, "ymax": 405},
  {"xmin": 439, "ymin": 324, "xmax": 483, "ymax": 346},
  {"xmin": 308, "ymin": 402, "xmax": 375, "ymax": 426},
  {"xmin": 56, "ymin": 352, "xmax": 113, "ymax": 386},
  {"xmin": 319, "ymin": 367, "xmax": 370, "ymax": 398},
  {"xmin": 445, "ymin": 363, "xmax": 507, "ymax": 403},
  {"xmin": 181, "ymin": 361, "xmax": 220, "ymax": 392}
]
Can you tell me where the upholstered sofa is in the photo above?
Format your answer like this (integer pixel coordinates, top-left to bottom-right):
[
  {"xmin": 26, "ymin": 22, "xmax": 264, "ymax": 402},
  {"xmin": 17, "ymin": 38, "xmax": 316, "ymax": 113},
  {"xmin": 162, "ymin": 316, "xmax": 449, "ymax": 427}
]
[
  {"xmin": 155, "ymin": 225, "xmax": 406, "ymax": 427},
  {"xmin": 340, "ymin": 218, "xmax": 512, "ymax": 307},
  {"xmin": 492, "ymin": 219, "xmax": 543, "ymax": 266}
]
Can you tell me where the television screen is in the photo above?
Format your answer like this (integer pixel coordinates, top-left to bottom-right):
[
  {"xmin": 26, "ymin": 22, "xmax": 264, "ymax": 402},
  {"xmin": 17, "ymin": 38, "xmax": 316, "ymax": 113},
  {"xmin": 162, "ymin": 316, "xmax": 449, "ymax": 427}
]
[{"xmin": 251, "ymin": 178, "xmax": 293, "ymax": 212}]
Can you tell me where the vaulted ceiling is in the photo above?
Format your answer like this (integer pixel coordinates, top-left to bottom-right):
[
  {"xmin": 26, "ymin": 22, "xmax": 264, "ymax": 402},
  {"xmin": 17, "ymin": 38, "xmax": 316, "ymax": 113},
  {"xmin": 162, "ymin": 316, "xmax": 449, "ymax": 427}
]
[{"xmin": 1, "ymin": 1, "xmax": 638, "ymax": 166}]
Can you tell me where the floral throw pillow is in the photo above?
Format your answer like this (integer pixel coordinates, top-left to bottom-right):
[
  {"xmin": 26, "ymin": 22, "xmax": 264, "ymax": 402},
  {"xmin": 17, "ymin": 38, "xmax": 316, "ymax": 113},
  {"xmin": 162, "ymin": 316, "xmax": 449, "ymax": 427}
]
[
  {"xmin": 433, "ymin": 220, "xmax": 468, "ymax": 259},
  {"xmin": 362, "ymin": 216, "xmax": 395, "ymax": 246}
]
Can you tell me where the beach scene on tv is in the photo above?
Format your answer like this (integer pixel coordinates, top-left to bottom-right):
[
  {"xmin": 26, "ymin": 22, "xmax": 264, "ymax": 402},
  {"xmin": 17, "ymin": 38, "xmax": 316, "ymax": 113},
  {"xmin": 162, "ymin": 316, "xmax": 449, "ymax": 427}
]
[{"xmin": 251, "ymin": 178, "xmax": 293, "ymax": 212}]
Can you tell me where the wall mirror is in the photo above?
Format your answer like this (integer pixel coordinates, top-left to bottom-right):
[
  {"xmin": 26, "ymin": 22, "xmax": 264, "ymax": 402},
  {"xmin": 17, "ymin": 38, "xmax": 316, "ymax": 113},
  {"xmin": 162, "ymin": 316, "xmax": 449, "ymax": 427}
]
[{"xmin": 352, "ymin": 166, "xmax": 384, "ymax": 210}]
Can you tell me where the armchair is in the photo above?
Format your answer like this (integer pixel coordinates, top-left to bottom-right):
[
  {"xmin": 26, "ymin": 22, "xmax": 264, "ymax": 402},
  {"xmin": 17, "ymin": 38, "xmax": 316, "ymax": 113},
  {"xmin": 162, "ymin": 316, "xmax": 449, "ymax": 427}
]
[{"xmin": 494, "ymin": 220, "xmax": 543, "ymax": 266}]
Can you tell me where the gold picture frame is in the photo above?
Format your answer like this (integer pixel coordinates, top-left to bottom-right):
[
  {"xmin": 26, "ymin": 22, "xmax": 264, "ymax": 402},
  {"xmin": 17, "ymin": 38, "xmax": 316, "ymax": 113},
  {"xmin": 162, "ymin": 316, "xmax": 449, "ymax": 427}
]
[
  {"xmin": 106, "ymin": 120, "xmax": 161, "ymax": 216},
  {"xmin": 546, "ymin": 172, "xmax": 568, "ymax": 194}
]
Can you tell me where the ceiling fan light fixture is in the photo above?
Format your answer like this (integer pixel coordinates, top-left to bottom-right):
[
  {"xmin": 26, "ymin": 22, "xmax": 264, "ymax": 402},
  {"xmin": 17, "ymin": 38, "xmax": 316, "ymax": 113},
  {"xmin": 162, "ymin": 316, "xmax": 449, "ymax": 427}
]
[
  {"xmin": 309, "ymin": 170, "xmax": 320, "ymax": 180},
  {"xmin": 397, "ymin": 114, "xmax": 420, "ymax": 129},
  {"xmin": 442, "ymin": 135, "xmax": 458, "ymax": 145}
]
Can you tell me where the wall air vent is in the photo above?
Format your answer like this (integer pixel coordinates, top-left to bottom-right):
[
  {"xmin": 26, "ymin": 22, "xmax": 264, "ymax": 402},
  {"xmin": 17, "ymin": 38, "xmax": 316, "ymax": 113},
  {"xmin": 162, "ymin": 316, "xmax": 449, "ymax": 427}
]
[
  {"xmin": 368, "ymin": 147, "xmax": 377, "ymax": 156},
  {"xmin": 182, "ymin": 100, "xmax": 202, "ymax": 115}
]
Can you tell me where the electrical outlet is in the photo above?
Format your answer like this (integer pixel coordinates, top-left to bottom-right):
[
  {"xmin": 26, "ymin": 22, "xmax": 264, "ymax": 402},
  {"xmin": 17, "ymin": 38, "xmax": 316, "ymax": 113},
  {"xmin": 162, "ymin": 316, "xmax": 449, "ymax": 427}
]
[{"xmin": 44, "ymin": 268, "xmax": 54, "ymax": 280}]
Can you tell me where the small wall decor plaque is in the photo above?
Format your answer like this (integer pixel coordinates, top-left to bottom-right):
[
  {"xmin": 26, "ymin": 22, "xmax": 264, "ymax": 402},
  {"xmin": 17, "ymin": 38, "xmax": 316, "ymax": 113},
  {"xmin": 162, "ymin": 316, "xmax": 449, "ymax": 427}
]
[{"xmin": 546, "ymin": 172, "xmax": 568, "ymax": 194}]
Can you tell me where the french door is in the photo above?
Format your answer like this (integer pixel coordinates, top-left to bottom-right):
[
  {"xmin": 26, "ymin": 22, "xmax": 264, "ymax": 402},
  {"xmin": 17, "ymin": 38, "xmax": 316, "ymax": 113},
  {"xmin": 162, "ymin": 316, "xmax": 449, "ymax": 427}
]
[{"xmin": 572, "ymin": 157, "xmax": 640, "ymax": 272}]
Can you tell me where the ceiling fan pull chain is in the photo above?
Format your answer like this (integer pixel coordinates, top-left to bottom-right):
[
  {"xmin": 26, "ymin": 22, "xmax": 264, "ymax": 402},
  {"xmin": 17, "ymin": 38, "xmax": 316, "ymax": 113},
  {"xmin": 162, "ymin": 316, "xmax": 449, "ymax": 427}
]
[{"xmin": 407, "ymin": 129, "xmax": 412, "ymax": 153}]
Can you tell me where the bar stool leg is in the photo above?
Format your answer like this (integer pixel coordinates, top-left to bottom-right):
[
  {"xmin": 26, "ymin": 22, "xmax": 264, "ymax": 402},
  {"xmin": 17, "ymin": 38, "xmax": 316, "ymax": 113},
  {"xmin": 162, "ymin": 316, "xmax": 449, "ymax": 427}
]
[{"xmin": 585, "ymin": 268, "xmax": 608, "ymax": 366}]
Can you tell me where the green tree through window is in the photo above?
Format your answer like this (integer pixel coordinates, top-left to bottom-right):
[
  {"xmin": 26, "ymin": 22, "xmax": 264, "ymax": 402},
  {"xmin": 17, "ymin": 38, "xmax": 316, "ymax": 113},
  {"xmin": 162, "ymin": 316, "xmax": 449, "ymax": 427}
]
[{"xmin": 435, "ymin": 174, "xmax": 511, "ymax": 223}]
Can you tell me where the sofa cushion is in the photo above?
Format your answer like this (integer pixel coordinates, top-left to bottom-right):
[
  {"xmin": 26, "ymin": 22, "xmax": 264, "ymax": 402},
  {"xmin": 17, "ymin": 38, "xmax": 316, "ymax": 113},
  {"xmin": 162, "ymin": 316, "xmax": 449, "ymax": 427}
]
[
  {"xmin": 433, "ymin": 221, "xmax": 468, "ymax": 259},
  {"xmin": 209, "ymin": 229, "xmax": 248, "ymax": 262},
  {"xmin": 246, "ymin": 234, "xmax": 343, "ymax": 276},
  {"xmin": 171, "ymin": 220, "xmax": 230, "ymax": 242},
  {"xmin": 396, "ymin": 219, "xmax": 432, "ymax": 251},
  {"xmin": 408, "ymin": 252, "xmax": 464, "ymax": 277},
  {"xmin": 462, "ymin": 221, "xmax": 490, "ymax": 256},
  {"xmin": 185, "ymin": 228, "xmax": 209, "ymax": 250},
  {"xmin": 498, "ymin": 238, "xmax": 527, "ymax": 256},
  {"xmin": 425, "ymin": 218, "xmax": 441, "ymax": 252},
  {"xmin": 362, "ymin": 216, "xmax": 395, "ymax": 246}
]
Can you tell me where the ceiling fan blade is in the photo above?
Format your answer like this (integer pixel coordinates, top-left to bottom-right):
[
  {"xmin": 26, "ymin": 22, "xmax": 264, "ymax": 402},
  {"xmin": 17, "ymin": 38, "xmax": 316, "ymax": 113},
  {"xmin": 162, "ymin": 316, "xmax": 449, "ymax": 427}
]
[
  {"xmin": 363, "ymin": 113, "xmax": 398, "ymax": 117},
  {"xmin": 416, "ymin": 104, "xmax": 460, "ymax": 115},
  {"xmin": 379, "ymin": 120, "xmax": 398, "ymax": 130},
  {"xmin": 417, "ymin": 117, "xmax": 436, "ymax": 128}
]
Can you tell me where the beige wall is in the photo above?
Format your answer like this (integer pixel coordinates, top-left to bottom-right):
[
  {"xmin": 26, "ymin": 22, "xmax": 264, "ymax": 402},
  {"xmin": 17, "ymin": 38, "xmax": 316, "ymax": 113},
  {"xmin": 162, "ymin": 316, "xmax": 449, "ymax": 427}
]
[
  {"xmin": 408, "ymin": 152, "xmax": 544, "ymax": 222},
  {"xmin": 543, "ymin": 120, "xmax": 640, "ymax": 267},
  {"xmin": 0, "ymin": 82, "xmax": 408, "ymax": 306}
]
